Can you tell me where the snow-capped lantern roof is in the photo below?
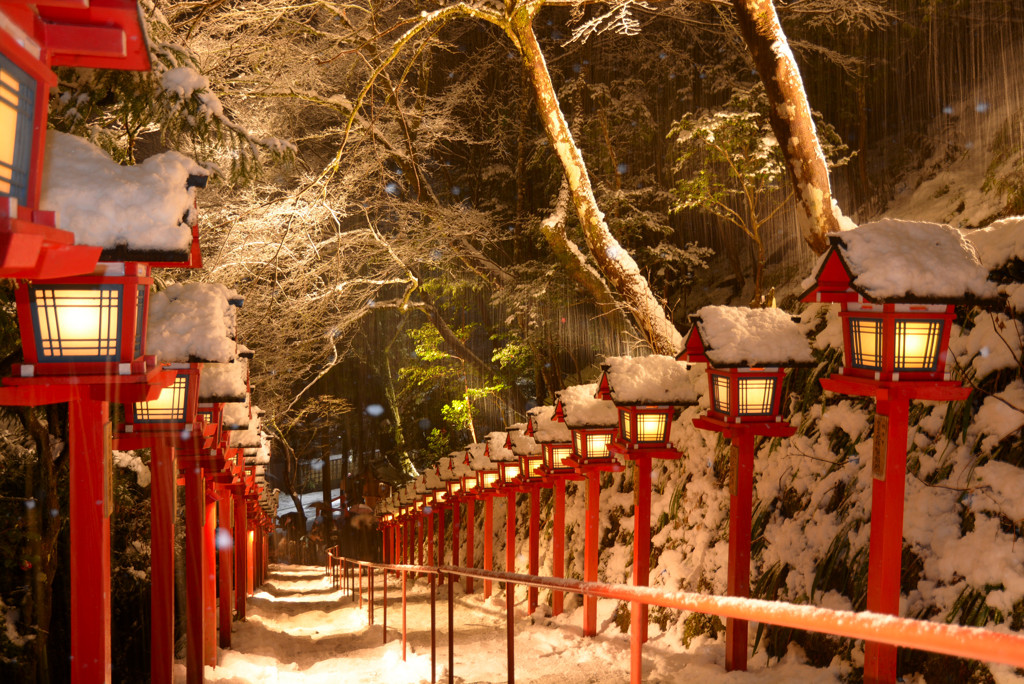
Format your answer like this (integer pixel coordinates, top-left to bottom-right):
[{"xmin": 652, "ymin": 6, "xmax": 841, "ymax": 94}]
[
  {"xmin": 962, "ymin": 217, "xmax": 1024, "ymax": 282},
  {"xmin": 422, "ymin": 463, "xmax": 444, "ymax": 490},
  {"xmin": 679, "ymin": 306, "xmax": 815, "ymax": 368},
  {"xmin": 555, "ymin": 383, "xmax": 618, "ymax": 429},
  {"xmin": 229, "ymin": 418, "xmax": 261, "ymax": 449},
  {"xmin": 441, "ymin": 453, "xmax": 472, "ymax": 480},
  {"xmin": 41, "ymin": 132, "xmax": 209, "ymax": 263},
  {"xmin": 526, "ymin": 405, "xmax": 572, "ymax": 444},
  {"xmin": 197, "ymin": 363, "xmax": 247, "ymax": 402},
  {"xmin": 484, "ymin": 430, "xmax": 516, "ymax": 462},
  {"xmin": 800, "ymin": 219, "xmax": 1000, "ymax": 305},
  {"xmin": 221, "ymin": 397, "xmax": 251, "ymax": 430},
  {"xmin": 598, "ymin": 355, "xmax": 699, "ymax": 406},
  {"xmin": 147, "ymin": 282, "xmax": 240, "ymax": 364},
  {"xmin": 504, "ymin": 424, "xmax": 540, "ymax": 457},
  {"xmin": 464, "ymin": 442, "xmax": 493, "ymax": 470}
]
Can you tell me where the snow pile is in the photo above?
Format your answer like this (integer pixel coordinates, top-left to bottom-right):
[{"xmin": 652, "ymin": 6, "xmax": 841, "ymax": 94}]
[
  {"xmin": 506, "ymin": 424, "xmax": 540, "ymax": 457},
  {"xmin": 601, "ymin": 354, "xmax": 699, "ymax": 405},
  {"xmin": 556, "ymin": 383, "xmax": 618, "ymax": 429},
  {"xmin": 973, "ymin": 460, "xmax": 1024, "ymax": 524},
  {"xmin": 688, "ymin": 305, "xmax": 814, "ymax": 367},
  {"xmin": 527, "ymin": 405, "xmax": 571, "ymax": 444},
  {"xmin": 161, "ymin": 66, "xmax": 225, "ymax": 118},
  {"xmin": 963, "ymin": 216, "xmax": 1024, "ymax": 274},
  {"xmin": 821, "ymin": 219, "xmax": 998, "ymax": 302},
  {"xmin": 41, "ymin": 131, "xmax": 205, "ymax": 254},
  {"xmin": 113, "ymin": 450, "xmax": 151, "ymax": 487},
  {"xmin": 147, "ymin": 283, "xmax": 239, "ymax": 363},
  {"xmin": 464, "ymin": 442, "xmax": 492, "ymax": 469},
  {"xmin": 221, "ymin": 398, "xmax": 250, "ymax": 430},
  {"xmin": 440, "ymin": 453, "xmax": 471, "ymax": 480},
  {"xmin": 970, "ymin": 380, "xmax": 1024, "ymax": 452},
  {"xmin": 949, "ymin": 313, "xmax": 1024, "ymax": 379},
  {"xmin": 485, "ymin": 430, "xmax": 516, "ymax": 462},
  {"xmin": 198, "ymin": 363, "xmax": 246, "ymax": 401}
]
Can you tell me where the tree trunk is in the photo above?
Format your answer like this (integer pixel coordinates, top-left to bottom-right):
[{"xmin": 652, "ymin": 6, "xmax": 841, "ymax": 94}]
[
  {"xmin": 513, "ymin": 12, "xmax": 682, "ymax": 355},
  {"xmin": 731, "ymin": 0, "xmax": 845, "ymax": 254}
]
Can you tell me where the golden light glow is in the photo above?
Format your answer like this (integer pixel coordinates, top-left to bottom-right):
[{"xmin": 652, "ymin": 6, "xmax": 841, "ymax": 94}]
[
  {"xmin": 32, "ymin": 287, "xmax": 121, "ymax": 359},
  {"xmin": 481, "ymin": 472, "xmax": 499, "ymax": 488},
  {"xmin": 850, "ymin": 318, "xmax": 883, "ymax": 369},
  {"xmin": 636, "ymin": 412, "xmax": 667, "ymax": 442},
  {"xmin": 551, "ymin": 445, "xmax": 572, "ymax": 468},
  {"xmin": 450, "ymin": 482, "xmax": 461, "ymax": 495},
  {"xmin": 585, "ymin": 433, "xmax": 611, "ymax": 460},
  {"xmin": 436, "ymin": 491, "xmax": 447, "ymax": 503},
  {"xmin": 464, "ymin": 474, "xmax": 477, "ymax": 490},
  {"xmin": 526, "ymin": 456, "xmax": 544, "ymax": 478},
  {"xmin": 738, "ymin": 377, "xmax": 774, "ymax": 415},
  {"xmin": 895, "ymin": 320, "xmax": 942, "ymax": 370},
  {"xmin": 135, "ymin": 375, "xmax": 188, "ymax": 422},
  {"xmin": 621, "ymin": 414, "xmax": 632, "ymax": 441},
  {"xmin": 0, "ymin": 68, "xmax": 20, "ymax": 196},
  {"xmin": 503, "ymin": 464, "xmax": 521, "ymax": 482},
  {"xmin": 573, "ymin": 432, "xmax": 582, "ymax": 454},
  {"xmin": 711, "ymin": 374, "xmax": 731, "ymax": 414}
]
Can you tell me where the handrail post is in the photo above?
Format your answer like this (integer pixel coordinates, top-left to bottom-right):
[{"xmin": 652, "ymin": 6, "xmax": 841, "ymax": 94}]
[
  {"xmin": 483, "ymin": 497, "xmax": 493, "ymax": 598},
  {"xmin": 430, "ymin": 572, "xmax": 436, "ymax": 684},
  {"xmin": 358, "ymin": 564, "xmax": 363, "ymax": 610},
  {"xmin": 369, "ymin": 566, "xmax": 374, "ymax": 625},
  {"xmin": 401, "ymin": 569, "xmax": 407, "ymax": 662},
  {"xmin": 506, "ymin": 581, "xmax": 515, "ymax": 684},
  {"xmin": 447, "ymin": 570, "xmax": 454, "ymax": 684},
  {"xmin": 383, "ymin": 566, "xmax": 388, "ymax": 644}
]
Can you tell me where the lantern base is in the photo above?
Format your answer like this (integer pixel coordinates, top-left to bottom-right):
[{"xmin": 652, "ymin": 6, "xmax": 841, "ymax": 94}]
[
  {"xmin": 821, "ymin": 375, "xmax": 970, "ymax": 403},
  {"xmin": 692, "ymin": 415, "xmax": 797, "ymax": 440},
  {"xmin": 564, "ymin": 455, "xmax": 624, "ymax": 473},
  {"xmin": 0, "ymin": 361, "xmax": 174, "ymax": 406},
  {"xmin": 610, "ymin": 442, "xmax": 681, "ymax": 461}
]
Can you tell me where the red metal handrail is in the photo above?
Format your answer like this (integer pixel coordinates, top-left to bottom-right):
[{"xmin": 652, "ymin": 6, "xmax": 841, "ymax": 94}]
[{"xmin": 325, "ymin": 551, "xmax": 1024, "ymax": 684}]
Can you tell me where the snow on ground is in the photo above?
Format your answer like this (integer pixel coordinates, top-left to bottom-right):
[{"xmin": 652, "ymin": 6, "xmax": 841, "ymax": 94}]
[{"xmin": 176, "ymin": 564, "xmax": 845, "ymax": 683}]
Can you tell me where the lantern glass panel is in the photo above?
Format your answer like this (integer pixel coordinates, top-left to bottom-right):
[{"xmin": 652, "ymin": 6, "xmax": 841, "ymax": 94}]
[
  {"xmin": 502, "ymin": 463, "xmax": 521, "ymax": 483},
  {"xmin": 620, "ymin": 413, "xmax": 632, "ymax": 441},
  {"xmin": 464, "ymin": 474, "xmax": 477, "ymax": 490},
  {"xmin": 30, "ymin": 285, "xmax": 122, "ymax": 361},
  {"xmin": 849, "ymin": 318, "xmax": 883, "ymax": 370},
  {"xmin": 573, "ymin": 431, "xmax": 582, "ymax": 454},
  {"xmin": 134, "ymin": 375, "xmax": 189, "ymax": 422},
  {"xmin": 526, "ymin": 456, "xmax": 544, "ymax": 479},
  {"xmin": 895, "ymin": 319, "xmax": 942, "ymax": 371},
  {"xmin": 450, "ymin": 481, "xmax": 461, "ymax": 495},
  {"xmin": 481, "ymin": 472, "xmax": 499, "ymax": 489},
  {"xmin": 550, "ymin": 445, "xmax": 572, "ymax": 469},
  {"xmin": 711, "ymin": 374, "xmax": 731, "ymax": 414},
  {"xmin": 738, "ymin": 376, "xmax": 775, "ymax": 415},
  {"xmin": 0, "ymin": 56, "xmax": 35, "ymax": 203},
  {"xmin": 636, "ymin": 412, "xmax": 667, "ymax": 442},
  {"xmin": 586, "ymin": 433, "xmax": 611, "ymax": 460}
]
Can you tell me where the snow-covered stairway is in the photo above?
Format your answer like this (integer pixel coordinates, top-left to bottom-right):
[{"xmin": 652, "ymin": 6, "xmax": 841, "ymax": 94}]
[{"xmin": 171, "ymin": 563, "xmax": 850, "ymax": 683}]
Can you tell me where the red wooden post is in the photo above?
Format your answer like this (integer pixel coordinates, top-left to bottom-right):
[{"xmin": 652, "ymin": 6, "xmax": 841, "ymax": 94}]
[
  {"xmin": 184, "ymin": 467, "xmax": 205, "ymax": 684},
  {"xmin": 483, "ymin": 497, "xmax": 494, "ymax": 598},
  {"xmin": 452, "ymin": 498, "xmax": 461, "ymax": 568},
  {"xmin": 726, "ymin": 434, "xmax": 755, "ymax": 671},
  {"xmin": 418, "ymin": 514, "xmax": 425, "ymax": 567},
  {"xmin": 246, "ymin": 525, "xmax": 254, "ymax": 595},
  {"xmin": 69, "ymin": 397, "xmax": 112, "ymax": 684},
  {"xmin": 528, "ymin": 486, "xmax": 539, "ymax": 614},
  {"xmin": 633, "ymin": 455, "xmax": 652, "ymax": 645},
  {"xmin": 583, "ymin": 471, "xmax": 600, "ymax": 636},
  {"xmin": 150, "ymin": 440, "xmax": 175, "ymax": 684},
  {"xmin": 464, "ymin": 498, "xmax": 475, "ymax": 593},
  {"xmin": 401, "ymin": 570, "xmax": 408, "ymax": 661},
  {"xmin": 203, "ymin": 491, "xmax": 217, "ymax": 667},
  {"xmin": 427, "ymin": 511, "xmax": 435, "ymax": 566},
  {"xmin": 506, "ymin": 581, "xmax": 516, "ymax": 684},
  {"xmin": 217, "ymin": 494, "xmax": 233, "ymax": 649},
  {"xmin": 505, "ymin": 492, "xmax": 516, "ymax": 577},
  {"xmin": 864, "ymin": 394, "xmax": 910, "ymax": 684},
  {"xmin": 438, "ymin": 507, "xmax": 446, "ymax": 566},
  {"xmin": 233, "ymin": 495, "xmax": 247, "ymax": 619},
  {"xmin": 552, "ymin": 477, "xmax": 565, "ymax": 616}
]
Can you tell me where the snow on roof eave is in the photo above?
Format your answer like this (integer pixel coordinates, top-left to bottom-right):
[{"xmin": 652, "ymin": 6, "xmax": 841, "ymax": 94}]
[
  {"xmin": 801, "ymin": 230, "xmax": 1002, "ymax": 307},
  {"xmin": 599, "ymin": 356, "xmax": 700, "ymax": 406},
  {"xmin": 682, "ymin": 308, "xmax": 816, "ymax": 369}
]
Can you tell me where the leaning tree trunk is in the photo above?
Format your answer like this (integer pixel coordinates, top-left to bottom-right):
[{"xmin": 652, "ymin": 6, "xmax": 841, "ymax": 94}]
[
  {"xmin": 731, "ymin": 0, "xmax": 845, "ymax": 254},
  {"xmin": 513, "ymin": 11, "xmax": 683, "ymax": 355}
]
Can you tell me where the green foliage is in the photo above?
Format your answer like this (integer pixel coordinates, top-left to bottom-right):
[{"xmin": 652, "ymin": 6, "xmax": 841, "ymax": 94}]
[
  {"xmin": 424, "ymin": 428, "xmax": 452, "ymax": 462},
  {"xmin": 441, "ymin": 398, "xmax": 473, "ymax": 432}
]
